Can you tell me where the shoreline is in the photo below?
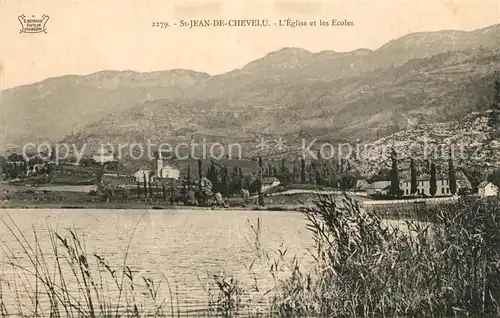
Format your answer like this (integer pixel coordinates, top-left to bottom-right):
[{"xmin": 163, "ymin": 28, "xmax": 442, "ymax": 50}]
[{"xmin": 0, "ymin": 201, "xmax": 305, "ymax": 212}]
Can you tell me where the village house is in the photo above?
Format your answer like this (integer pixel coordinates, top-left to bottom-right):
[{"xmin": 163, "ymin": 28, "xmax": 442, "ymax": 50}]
[
  {"xmin": 155, "ymin": 155, "xmax": 180, "ymax": 180},
  {"xmin": 261, "ymin": 177, "xmax": 280, "ymax": 192},
  {"xmin": 398, "ymin": 171, "xmax": 471, "ymax": 197},
  {"xmin": 477, "ymin": 181, "xmax": 499, "ymax": 198},
  {"xmin": 355, "ymin": 179, "xmax": 370, "ymax": 191},
  {"xmin": 365, "ymin": 181, "xmax": 391, "ymax": 196},
  {"xmin": 93, "ymin": 149, "xmax": 115, "ymax": 165},
  {"xmin": 399, "ymin": 178, "xmax": 452, "ymax": 196},
  {"xmin": 134, "ymin": 169, "xmax": 153, "ymax": 183},
  {"xmin": 364, "ymin": 170, "xmax": 471, "ymax": 197}
]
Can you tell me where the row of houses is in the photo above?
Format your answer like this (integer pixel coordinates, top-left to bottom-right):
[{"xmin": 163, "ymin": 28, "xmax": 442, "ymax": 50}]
[{"xmin": 357, "ymin": 172, "xmax": 498, "ymax": 198}]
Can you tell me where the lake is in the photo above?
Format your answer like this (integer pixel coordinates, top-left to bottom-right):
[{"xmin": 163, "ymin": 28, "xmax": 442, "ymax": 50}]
[{"xmin": 0, "ymin": 208, "xmax": 408, "ymax": 316}]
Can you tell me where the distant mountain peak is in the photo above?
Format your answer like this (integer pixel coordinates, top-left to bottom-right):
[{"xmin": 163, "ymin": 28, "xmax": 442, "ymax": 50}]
[
  {"xmin": 241, "ymin": 47, "xmax": 313, "ymax": 71},
  {"xmin": 272, "ymin": 47, "xmax": 312, "ymax": 54},
  {"xmin": 2, "ymin": 23, "xmax": 499, "ymax": 150}
]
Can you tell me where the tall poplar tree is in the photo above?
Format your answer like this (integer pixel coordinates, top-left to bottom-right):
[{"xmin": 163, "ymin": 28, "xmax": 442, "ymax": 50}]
[
  {"xmin": 187, "ymin": 165, "xmax": 191, "ymax": 191},
  {"xmin": 410, "ymin": 158, "xmax": 418, "ymax": 195},
  {"xmin": 490, "ymin": 75, "xmax": 500, "ymax": 137},
  {"xmin": 142, "ymin": 172, "xmax": 148, "ymax": 199},
  {"xmin": 448, "ymin": 157, "xmax": 457, "ymax": 195},
  {"xmin": 430, "ymin": 162, "xmax": 437, "ymax": 197},
  {"xmin": 389, "ymin": 148, "xmax": 400, "ymax": 197},
  {"xmin": 300, "ymin": 157, "xmax": 306, "ymax": 184}
]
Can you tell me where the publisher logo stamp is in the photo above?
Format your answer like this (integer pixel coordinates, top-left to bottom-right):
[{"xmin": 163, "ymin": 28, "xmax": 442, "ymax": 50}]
[{"xmin": 18, "ymin": 14, "xmax": 49, "ymax": 34}]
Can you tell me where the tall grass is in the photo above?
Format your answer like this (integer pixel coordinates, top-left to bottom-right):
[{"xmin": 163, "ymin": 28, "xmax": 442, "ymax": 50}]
[
  {"xmin": 268, "ymin": 194, "xmax": 500, "ymax": 317},
  {"xmin": 0, "ymin": 212, "xmax": 179, "ymax": 317},
  {"xmin": 1, "ymin": 195, "xmax": 499, "ymax": 317}
]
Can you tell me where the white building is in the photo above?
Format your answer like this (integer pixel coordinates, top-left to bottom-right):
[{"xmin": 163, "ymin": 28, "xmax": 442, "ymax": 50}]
[
  {"xmin": 134, "ymin": 169, "xmax": 152, "ymax": 183},
  {"xmin": 158, "ymin": 165, "xmax": 180, "ymax": 180},
  {"xmin": 155, "ymin": 155, "xmax": 180, "ymax": 180},
  {"xmin": 93, "ymin": 149, "xmax": 114, "ymax": 165},
  {"xmin": 478, "ymin": 181, "xmax": 499, "ymax": 198}
]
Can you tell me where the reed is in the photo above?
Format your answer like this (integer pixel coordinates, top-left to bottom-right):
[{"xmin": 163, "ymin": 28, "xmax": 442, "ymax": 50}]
[
  {"xmin": 267, "ymin": 194, "xmax": 500, "ymax": 317},
  {"xmin": 0, "ymin": 211, "xmax": 180, "ymax": 317}
]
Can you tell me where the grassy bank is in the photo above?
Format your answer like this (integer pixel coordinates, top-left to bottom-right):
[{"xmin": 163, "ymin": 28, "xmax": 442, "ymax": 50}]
[{"xmin": 1, "ymin": 195, "xmax": 499, "ymax": 317}]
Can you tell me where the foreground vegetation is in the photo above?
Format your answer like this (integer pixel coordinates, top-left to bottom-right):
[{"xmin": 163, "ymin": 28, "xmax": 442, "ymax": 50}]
[
  {"xmin": 270, "ymin": 195, "xmax": 499, "ymax": 317},
  {"xmin": 1, "ymin": 195, "xmax": 499, "ymax": 317}
]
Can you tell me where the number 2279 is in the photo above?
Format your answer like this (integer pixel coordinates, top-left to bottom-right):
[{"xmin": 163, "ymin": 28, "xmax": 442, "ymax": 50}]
[{"xmin": 152, "ymin": 22, "xmax": 169, "ymax": 28}]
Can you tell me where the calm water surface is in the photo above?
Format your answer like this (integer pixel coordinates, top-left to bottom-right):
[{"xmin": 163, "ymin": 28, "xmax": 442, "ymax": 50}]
[{"xmin": 0, "ymin": 208, "xmax": 406, "ymax": 316}]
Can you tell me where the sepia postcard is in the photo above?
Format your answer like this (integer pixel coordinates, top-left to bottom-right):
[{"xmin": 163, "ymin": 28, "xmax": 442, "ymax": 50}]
[{"xmin": 1, "ymin": 0, "xmax": 499, "ymax": 317}]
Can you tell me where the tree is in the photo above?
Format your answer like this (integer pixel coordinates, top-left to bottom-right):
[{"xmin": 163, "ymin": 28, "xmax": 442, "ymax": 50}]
[
  {"xmin": 197, "ymin": 177, "xmax": 213, "ymax": 206},
  {"xmin": 220, "ymin": 166, "xmax": 229, "ymax": 197},
  {"xmin": 272, "ymin": 166, "xmax": 278, "ymax": 178},
  {"xmin": 241, "ymin": 189, "xmax": 250, "ymax": 205},
  {"xmin": 50, "ymin": 146, "xmax": 57, "ymax": 162},
  {"xmin": 300, "ymin": 157, "xmax": 306, "ymax": 184},
  {"xmin": 168, "ymin": 181, "xmax": 176, "ymax": 205},
  {"xmin": 389, "ymin": 148, "xmax": 400, "ymax": 197},
  {"xmin": 430, "ymin": 162, "xmax": 437, "ymax": 197},
  {"xmin": 279, "ymin": 159, "xmax": 290, "ymax": 184},
  {"xmin": 184, "ymin": 189, "xmax": 197, "ymax": 206},
  {"xmin": 368, "ymin": 168, "xmax": 390, "ymax": 183},
  {"xmin": 329, "ymin": 161, "xmax": 338, "ymax": 188},
  {"xmin": 99, "ymin": 185, "xmax": 115, "ymax": 203},
  {"xmin": 311, "ymin": 160, "xmax": 318, "ymax": 185},
  {"xmin": 257, "ymin": 156, "xmax": 264, "ymax": 182},
  {"xmin": 448, "ymin": 158, "xmax": 457, "ymax": 195},
  {"xmin": 316, "ymin": 150, "xmax": 324, "ymax": 185},
  {"xmin": 494, "ymin": 76, "xmax": 500, "ymax": 107},
  {"xmin": 162, "ymin": 181, "xmax": 167, "ymax": 200},
  {"xmin": 314, "ymin": 162, "xmax": 322, "ymax": 185},
  {"xmin": 292, "ymin": 164, "xmax": 299, "ymax": 184},
  {"xmin": 238, "ymin": 167, "xmax": 243, "ymax": 183},
  {"xmin": 258, "ymin": 191, "xmax": 264, "ymax": 206},
  {"xmin": 249, "ymin": 178, "xmax": 262, "ymax": 194},
  {"xmin": 186, "ymin": 165, "xmax": 191, "ymax": 191},
  {"xmin": 339, "ymin": 160, "xmax": 354, "ymax": 191},
  {"xmin": 142, "ymin": 172, "xmax": 148, "ymax": 199},
  {"xmin": 148, "ymin": 172, "xmax": 153, "ymax": 198},
  {"xmin": 463, "ymin": 168, "xmax": 484, "ymax": 192},
  {"xmin": 410, "ymin": 159, "xmax": 418, "ymax": 195},
  {"xmin": 243, "ymin": 173, "xmax": 255, "ymax": 191},
  {"xmin": 207, "ymin": 163, "xmax": 218, "ymax": 186},
  {"xmin": 489, "ymin": 74, "xmax": 500, "ymax": 136},
  {"xmin": 488, "ymin": 169, "xmax": 500, "ymax": 189},
  {"xmin": 197, "ymin": 159, "xmax": 203, "ymax": 179}
]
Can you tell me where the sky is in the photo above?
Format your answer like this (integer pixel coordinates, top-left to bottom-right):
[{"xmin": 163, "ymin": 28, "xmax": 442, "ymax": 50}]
[{"xmin": 1, "ymin": 0, "xmax": 499, "ymax": 89}]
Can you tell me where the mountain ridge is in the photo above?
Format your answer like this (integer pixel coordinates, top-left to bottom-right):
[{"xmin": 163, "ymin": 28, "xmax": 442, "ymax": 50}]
[
  {"xmin": 4, "ymin": 23, "xmax": 497, "ymax": 92},
  {"xmin": 1, "ymin": 23, "xmax": 499, "ymax": 150},
  {"xmin": 60, "ymin": 48, "xmax": 500, "ymax": 151}
]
